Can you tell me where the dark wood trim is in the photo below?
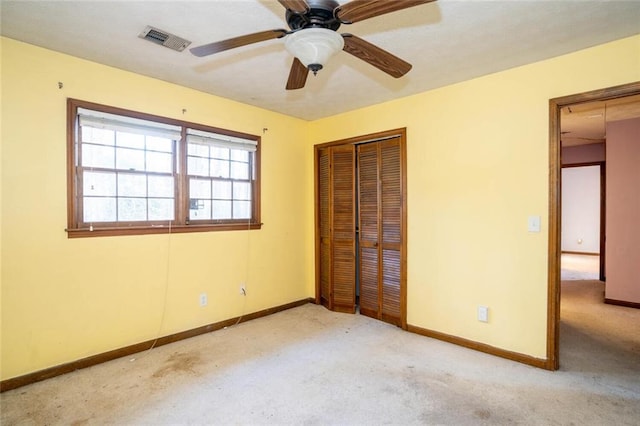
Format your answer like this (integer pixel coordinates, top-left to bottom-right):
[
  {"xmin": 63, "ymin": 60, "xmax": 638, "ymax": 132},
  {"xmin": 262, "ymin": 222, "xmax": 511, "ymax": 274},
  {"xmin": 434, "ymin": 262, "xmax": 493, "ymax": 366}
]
[
  {"xmin": 604, "ymin": 298, "xmax": 640, "ymax": 309},
  {"xmin": 599, "ymin": 163, "xmax": 606, "ymax": 281},
  {"xmin": 561, "ymin": 251, "xmax": 599, "ymax": 256},
  {"xmin": 315, "ymin": 128, "xmax": 407, "ymax": 149},
  {"xmin": 548, "ymin": 96, "xmax": 562, "ymax": 371},
  {"xmin": 66, "ymin": 222, "xmax": 263, "ymax": 238},
  {"xmin": 0, "ymin": 298, "xmax": 313, "ymax": 393},
  {"xmin": 407, "ymin": 324, "xmax": 548, "ymax": 370},
  {"xmin": 399, "ymin": 131, "xmax": 408, "ymax": 330},
  {"xmin": 66, "ymin": 99, "xmax": 76, "ymax": 231},
  {"xmin": 314, "ymin": 148, "xmax": 321, "ymax": 305},
  {"xmin": 548, "ymin": 81, "xmax": 640, "ymax": 371}
]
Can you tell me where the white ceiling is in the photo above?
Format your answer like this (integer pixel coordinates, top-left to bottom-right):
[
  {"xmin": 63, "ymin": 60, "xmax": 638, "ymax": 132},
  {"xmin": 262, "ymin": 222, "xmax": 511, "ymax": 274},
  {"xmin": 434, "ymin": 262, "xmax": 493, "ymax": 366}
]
[{"xmin": 1, "ymin": 1, "xmax": 640, "ymax": 121}]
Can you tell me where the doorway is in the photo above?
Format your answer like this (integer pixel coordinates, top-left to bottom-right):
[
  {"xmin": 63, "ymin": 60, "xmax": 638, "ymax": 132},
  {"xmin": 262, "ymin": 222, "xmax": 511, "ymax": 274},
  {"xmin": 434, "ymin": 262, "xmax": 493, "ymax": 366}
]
[
  {"xmin": 314, "ymin": 128, "xmax": 407, "ymax": 328},
  {"xmin": 547, "ymin": 81, "xmax": 640, "ymax": 370},
  {"xmin": 561, "ymin": 163, "xmax": 605, "ymax": 281}
]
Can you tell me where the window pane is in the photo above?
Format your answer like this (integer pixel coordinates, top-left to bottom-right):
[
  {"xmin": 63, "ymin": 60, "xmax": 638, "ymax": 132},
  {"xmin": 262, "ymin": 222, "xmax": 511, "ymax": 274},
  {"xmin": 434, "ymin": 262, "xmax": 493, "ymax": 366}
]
[
  {"xmin": 82, "ymin": 144, "xmax": 115, "ymax": 168},
  {"xmin": 188, "ymin": 156, "xmax": 209, "ymax": 176},
  {"xmin": 231, "ymin": 161, "xmax": 249, "ymax": 180},
  {"xmin": 190, "ymin": 178, "xmax": 211, "ymax": 198},
  {"xmin": 212, "ymin": 180, "xmax": 232, "ymax": 199},
  {"xmin": 233, "ymin": 201, "xmax": 251, "ymax": 219},
  {"xmin": 212, "ymin": 200, "xmax": 232, "ymax": 220},
  {"xmin": 147, "ymin": 151, "xmax": 173, "ymax": 173},
  {"xmin": 148, "ymin": 198, "xmax": 174, "ymax": 221},
  {"xmin": 233, "ymin": 182, "xmax": 251, "ymax": 200},
  {"xmin": 231, "ymin": 149, "xmax": 248, "ymax": 162},
  {"xmin": 72, "ymin": 103, "xmax": 260, "ymax": 233},
  {"xmin": 116, "ymin": 147, "xmax": 145, "ymax": 171},
  {"xmin": 190, "ymin": 199, "xmax": 211, "ymax": 220},
  {"xmin": 188, "ymin": 143, "xmax": 209, "ymax": 157},
  {"xmin": 116, "ymin": 132, "xmax": 144, "ymax": 149},
  {"xmin": 211, "ymin": 147, "xmax": 230, "ymax": 160},
  {"xmin": 148, "ymin": 175, "xmax": 174, "ymax": 197},
  {"xmin": 83, "ymin": 171, "xmax": 116, "ymax": 196},
  {"xmin": 118, "ymin": 174, "xmax": 147, "ymax": 197},
  {"xmin": 118, "ymin": 198, "xmax": 147, "ymax": 221},
  {"xmin": 211, "ymin": 159, "xmax": 229, "ymax": 178},
  {"xmin": 84, "ymin": 197, "xmax": 116, "ymax": 222},
  {"xmin": 147, "ymin": 136, "xmax": 173, "ymax": 152},
  {"xmin": 82, "ymin": 127, "xmax": 114, "ymax": 145}
]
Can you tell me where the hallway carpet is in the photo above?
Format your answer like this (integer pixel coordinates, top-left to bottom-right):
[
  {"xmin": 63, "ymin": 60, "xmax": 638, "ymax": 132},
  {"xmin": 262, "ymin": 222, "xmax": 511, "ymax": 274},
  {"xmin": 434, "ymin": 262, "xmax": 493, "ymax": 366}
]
[{"xmin": 2, "ymin": 282, "xmax": 639, "ymax": 425}]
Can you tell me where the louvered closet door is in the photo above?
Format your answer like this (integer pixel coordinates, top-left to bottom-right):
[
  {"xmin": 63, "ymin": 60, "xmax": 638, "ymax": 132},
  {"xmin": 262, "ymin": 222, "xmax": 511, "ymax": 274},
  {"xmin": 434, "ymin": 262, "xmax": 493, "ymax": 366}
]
[
  {"xmin": 380, "ymin": 138, "xmax": 403, "ymax": 326},
  {"xmin": 318, "ymin": 148, "xmax": 331, "ymax": 308},
  {"xmin": 357, "ymin": 143, "xmax": 380, "ymax": 319},
  {"xmin": 317, "ymin": 145, "xmax": 356, "ymax": 313},
  {"xmin": 330, "ymin": 145, "xmax": 356, "ymax": 313},
  {"xmin": 357, "ymin": 138, "xmax": 404, "ymax": 327}
]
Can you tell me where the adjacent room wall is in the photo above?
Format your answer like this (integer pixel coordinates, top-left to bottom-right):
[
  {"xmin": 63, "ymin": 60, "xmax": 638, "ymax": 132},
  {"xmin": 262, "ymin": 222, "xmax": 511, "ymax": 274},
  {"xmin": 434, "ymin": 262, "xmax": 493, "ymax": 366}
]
[
  {"xmin": 561, "ymin": 166, "xmax": 601, "ymax": 254},
  {"xmin": 308, "ymin": 35, "xmax": 640, "ymax": 358},
  {"xmin": 562, "ymin": 143, "xmax": 605, "ymax": 165},
  {"xmin": 0, "ymin": 38, "xmax": 312, "ymax": 380},
  {"xmin": 605, "ymin": 117, "xmax": 640, "ymax": 304}
]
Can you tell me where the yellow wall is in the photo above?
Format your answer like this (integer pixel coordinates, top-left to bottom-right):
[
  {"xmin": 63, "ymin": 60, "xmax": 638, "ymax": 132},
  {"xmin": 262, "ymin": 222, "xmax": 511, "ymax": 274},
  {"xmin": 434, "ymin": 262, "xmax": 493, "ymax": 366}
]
[
  {"xmin": 0, "ymin": 38, "xmax": 312, "ymax": 380},
  {"xmin": 2, "ymin": 34, "xmax": 639, "ymax": 380},
  {"xmin": 309, "ymin": 35, "xmax": 640, "ymax": 358}
]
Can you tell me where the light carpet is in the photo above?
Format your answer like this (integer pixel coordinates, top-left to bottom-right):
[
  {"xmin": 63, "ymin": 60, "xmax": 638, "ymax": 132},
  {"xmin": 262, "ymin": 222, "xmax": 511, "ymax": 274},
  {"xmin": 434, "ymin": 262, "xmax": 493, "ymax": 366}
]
[{"xmin": 1, "ymin": 282, "xmax": 639, "ymax": 425}]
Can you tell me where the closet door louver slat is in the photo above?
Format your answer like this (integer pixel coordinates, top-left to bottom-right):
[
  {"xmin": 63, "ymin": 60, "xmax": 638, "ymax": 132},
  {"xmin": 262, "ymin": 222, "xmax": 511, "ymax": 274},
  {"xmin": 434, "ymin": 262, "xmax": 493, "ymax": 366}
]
[
  {"xmin": 318, "ymin": 149, "xmax": 331, "ymax": 308},
  {"xmin": 330, "ymin": 145, "xmax": 356, "ymax": 313},
  {"xmin": 380, "ymin": 139, "xmax": 403, "ymax": 325},
  {"xmin": 358, "ymin": 143, "xmax": 380, "ymax": 319}
]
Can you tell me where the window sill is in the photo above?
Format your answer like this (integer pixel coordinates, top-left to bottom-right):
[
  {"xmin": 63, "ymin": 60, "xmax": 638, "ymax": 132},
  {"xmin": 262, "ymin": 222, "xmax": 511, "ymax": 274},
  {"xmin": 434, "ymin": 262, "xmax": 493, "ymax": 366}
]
[{"xmin": 66, "ymin": 222, "xmax": 262, "ymax": 238}]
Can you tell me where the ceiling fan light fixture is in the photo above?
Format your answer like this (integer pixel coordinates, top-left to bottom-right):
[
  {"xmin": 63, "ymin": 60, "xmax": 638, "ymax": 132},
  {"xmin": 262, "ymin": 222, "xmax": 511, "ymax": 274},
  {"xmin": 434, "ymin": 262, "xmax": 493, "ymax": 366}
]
[{"xmin": 285, "ymin": 28, "xmax": 344, "ymax": 75}]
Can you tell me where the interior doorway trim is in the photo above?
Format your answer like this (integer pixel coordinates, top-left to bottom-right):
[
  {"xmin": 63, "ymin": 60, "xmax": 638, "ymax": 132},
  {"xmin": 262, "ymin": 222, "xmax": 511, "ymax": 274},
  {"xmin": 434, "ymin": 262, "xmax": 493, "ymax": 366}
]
[{"xmin": 547, "ymin": 81, "xmax": 640, "ymax": 371}]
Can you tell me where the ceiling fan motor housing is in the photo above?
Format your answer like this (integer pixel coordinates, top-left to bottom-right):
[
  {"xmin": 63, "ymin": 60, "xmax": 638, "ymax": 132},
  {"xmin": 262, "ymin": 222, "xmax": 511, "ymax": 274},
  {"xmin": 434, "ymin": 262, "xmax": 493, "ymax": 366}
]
[{"xmin": 286, "ymin": 0, "xmax": 341, "ymax": 31}]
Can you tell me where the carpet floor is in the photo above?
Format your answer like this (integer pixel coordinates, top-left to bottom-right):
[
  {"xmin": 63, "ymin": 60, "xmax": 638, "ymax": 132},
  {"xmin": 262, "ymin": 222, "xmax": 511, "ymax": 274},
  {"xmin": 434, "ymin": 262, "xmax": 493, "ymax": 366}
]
[{"xmin": 1, "ymin": 279, "xmax": 638, "ymax": 425}]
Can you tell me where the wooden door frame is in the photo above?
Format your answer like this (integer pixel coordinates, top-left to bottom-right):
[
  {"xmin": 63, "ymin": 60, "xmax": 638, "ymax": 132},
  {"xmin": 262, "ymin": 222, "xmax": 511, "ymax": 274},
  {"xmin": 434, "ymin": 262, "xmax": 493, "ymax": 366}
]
[
  {"xmin": 314, "ymin": 128, "xmax": 408, "ymax": 328},
  {"xmin": 547, "ymin": 81, "xmax": 640, "ymax": 370},
  {"xmin": 560, "ymin": 161, "xmax": 606, "ymax": 281}
]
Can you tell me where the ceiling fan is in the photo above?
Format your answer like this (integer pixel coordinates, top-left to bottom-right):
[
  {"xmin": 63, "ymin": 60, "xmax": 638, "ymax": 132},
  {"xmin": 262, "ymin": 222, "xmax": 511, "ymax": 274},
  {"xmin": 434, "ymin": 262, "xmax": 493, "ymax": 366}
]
[{"xmin": 190, "ymin": 0, "xmax": 435, "ymax": 90}]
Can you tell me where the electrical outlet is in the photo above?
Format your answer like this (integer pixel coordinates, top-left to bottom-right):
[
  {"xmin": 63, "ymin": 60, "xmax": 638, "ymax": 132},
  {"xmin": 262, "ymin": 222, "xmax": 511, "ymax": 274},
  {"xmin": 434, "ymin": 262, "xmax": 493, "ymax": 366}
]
[
  {"xmin": 240, "ymin": 282, "xmax": 246, "ymax": 296},
  {"xmin": 199, "ymin": 293, "xmax": 208, "ymax": 307},
  {"xmin": 478, "ymin": 305, "xmax": 489, "ymax": 323}
]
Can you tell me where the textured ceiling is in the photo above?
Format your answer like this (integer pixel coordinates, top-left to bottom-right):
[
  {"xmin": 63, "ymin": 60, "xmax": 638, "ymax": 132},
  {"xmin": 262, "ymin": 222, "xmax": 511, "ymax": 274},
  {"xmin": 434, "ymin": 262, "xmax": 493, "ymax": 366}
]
[
  {"xmin": 1, "ymin": 0, "xmax": 640, "ymax": 121},
  {"xmin": 561, "ymin": 94, "xmax": 640, "ymax": 147}
]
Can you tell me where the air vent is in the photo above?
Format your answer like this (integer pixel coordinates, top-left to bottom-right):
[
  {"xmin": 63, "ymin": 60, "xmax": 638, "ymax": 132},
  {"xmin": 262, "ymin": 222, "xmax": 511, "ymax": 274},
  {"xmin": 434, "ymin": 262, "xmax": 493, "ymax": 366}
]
[{"xmin": 139, "ymin": 26, "xmax": 191, "ymax": 52}]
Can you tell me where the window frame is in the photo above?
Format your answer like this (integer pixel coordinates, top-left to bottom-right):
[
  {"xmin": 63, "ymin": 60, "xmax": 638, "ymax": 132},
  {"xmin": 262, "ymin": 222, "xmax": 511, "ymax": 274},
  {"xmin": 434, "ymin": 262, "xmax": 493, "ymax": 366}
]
[{"xmin": 66, "ymin": 98, "xmax": 261, "ymax": 238}]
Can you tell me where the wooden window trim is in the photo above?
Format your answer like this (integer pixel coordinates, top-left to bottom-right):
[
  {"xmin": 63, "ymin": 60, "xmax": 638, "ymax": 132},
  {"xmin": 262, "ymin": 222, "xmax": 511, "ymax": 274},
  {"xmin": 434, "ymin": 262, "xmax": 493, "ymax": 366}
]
[{"xmin": 66, "ymin": 98, "xmax": 261, "ymax": 238}]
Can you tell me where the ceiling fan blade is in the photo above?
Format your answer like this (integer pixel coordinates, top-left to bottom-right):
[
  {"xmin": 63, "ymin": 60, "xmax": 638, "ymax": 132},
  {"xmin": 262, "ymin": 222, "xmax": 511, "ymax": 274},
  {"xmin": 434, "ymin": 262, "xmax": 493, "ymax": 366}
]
[
  {"xmin": 336, "ymin": 0, "xmax": 435, "ymax": 24},
  {"xmin": 278, "ymin": 0, "xmax": 310, "ymax": 14},
  {"xmin": 342, "ymin": 34, "xmax": 411, "ymax": 78},
  {"xmin": 286, "ymin": 57, "xmax": 309, "ymax": 90},
  {"xmin": 190, "ymin": 29, "xmax": 288, "ymax": 57}
]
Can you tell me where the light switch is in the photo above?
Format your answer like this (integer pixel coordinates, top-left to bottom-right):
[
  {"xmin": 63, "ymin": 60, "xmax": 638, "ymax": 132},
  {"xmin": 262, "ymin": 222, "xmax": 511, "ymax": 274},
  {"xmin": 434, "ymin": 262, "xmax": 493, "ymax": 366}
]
[
  {"xmin": 528, "ymin": 215, "xmax": 541, "ymax": 233},
  {"xmin": 478, "ymin": 305, "xmax": 489, "ymax": 323}
]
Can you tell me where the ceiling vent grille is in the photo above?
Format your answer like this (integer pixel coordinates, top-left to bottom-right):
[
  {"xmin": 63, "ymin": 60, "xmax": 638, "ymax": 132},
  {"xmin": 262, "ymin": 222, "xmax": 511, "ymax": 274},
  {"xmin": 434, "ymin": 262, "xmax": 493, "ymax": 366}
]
[{"xmin": 139, "ymin": 26, "xmax": 191, "ymax": 52}]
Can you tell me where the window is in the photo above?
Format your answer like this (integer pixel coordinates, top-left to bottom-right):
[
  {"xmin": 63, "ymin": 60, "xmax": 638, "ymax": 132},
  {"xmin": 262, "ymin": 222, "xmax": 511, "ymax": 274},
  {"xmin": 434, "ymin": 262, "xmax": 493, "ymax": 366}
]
[{"xmin": 67, "ymin": 99, "xmax": 261, "ymax": 237}]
